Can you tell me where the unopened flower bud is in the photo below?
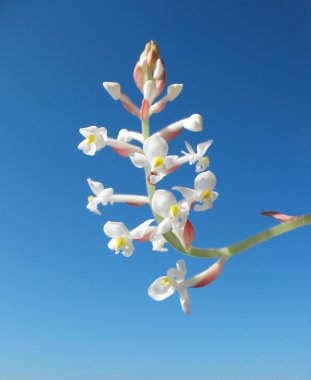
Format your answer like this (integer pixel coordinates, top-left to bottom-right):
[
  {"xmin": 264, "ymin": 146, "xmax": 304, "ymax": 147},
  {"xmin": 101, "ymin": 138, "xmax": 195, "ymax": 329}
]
[
  {"xmin": 153, "ymin": 59, "xmax": 164, "ymax": 80},
  {"xmin": 167, "ymin": 84, "xmax": 183, "ymax": 101},
  {"xmin": 102, "ymin": 82, "xmax": 121, "ymax": 100},
  {"xmin": 143, "ymin": 80, "xmax": 157, "ymax": 104},
  {"xmin": 183, "ymin": 114, "xmax": 203, "ymax": 131}
]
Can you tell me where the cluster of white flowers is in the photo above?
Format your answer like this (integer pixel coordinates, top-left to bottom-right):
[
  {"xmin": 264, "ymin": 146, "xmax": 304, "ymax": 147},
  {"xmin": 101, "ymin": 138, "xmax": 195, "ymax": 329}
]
[{"xmin": 78, "ymin": 41, "xmax": 225, "ymax": 314}]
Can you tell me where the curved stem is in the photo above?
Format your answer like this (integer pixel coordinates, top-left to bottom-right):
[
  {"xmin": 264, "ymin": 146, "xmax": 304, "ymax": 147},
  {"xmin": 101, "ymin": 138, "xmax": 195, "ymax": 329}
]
[{"xmin": 141, "ymin": 120, "xmax": 311, "ymax": 259}]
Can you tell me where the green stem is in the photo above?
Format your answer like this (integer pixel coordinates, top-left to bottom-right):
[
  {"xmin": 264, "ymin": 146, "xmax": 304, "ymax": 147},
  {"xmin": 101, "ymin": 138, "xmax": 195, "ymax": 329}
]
[{"xmin": 141, "ymin": 120, "xmax": 311, "ymax": 259}]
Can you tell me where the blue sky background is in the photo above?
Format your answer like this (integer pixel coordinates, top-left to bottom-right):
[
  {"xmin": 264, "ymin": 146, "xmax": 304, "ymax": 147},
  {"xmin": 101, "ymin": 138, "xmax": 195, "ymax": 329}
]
[{"xmin": 0, "ymin": 0, "xmax": 310, "ymax": 379}]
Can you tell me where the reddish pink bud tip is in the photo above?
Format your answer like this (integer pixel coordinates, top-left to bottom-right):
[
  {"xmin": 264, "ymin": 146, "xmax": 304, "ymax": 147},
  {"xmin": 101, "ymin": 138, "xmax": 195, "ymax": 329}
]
[
  {"xmin": 133, "ymin": 62, "xmax": 144, "ymax": 91},
  {"xmin": 191, "ymin": 258, "xmax": 225, "ymax": 289},
  {"xmin": 261, "ymin": 211, "xmax": 297, "ymax": 224},
  {"xmin": 183, "ymin": 220, "xmax": 195, "ymax": 249},
  {"xmin": 140, "ymin": 99, "xmax": 150, "ymax": 121}
]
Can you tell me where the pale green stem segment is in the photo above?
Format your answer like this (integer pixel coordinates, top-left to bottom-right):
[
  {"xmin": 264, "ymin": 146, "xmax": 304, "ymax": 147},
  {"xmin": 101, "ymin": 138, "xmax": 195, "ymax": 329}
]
[{"xmin": 141, "ymin": 119, "xmax": 311, "ymax": 259}]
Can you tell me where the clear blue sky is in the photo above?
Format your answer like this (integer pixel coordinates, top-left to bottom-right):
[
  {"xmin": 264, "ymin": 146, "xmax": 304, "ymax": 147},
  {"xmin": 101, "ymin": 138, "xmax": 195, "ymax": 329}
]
[{"xmin": 0, "ymin": 1, "xmax": 310, "ymax": 379}]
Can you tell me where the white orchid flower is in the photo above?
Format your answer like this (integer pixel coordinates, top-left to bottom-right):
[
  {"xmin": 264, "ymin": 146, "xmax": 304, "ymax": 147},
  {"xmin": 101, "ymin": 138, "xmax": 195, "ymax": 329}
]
[
  {"xmin": 86, "ymin": 179, "xmax": 149, "ymax": 215},
  {"xmin": 129, "ymin": 135, "xmax": 179, "ymax": 185},
  {"xmin": 151, "ymin": 189, "xmax": 191, "ymax": 248},
  {"xmin": 103, "ymin": 219, "xmax": 154, "ymax": 257},
  {"xmin": 78, "ymin": 126, "xmax": 108, "ymax": 156},
  {"xmin": 181, "ymin": 140, "xmax": 213, "ymax": 173},
  {"xmin": 148, "ymin": 260, "xmax": 190, "ymax": 314},
  {"xmin": 148, "ymin": 258, "xmax": 225, "ymax": 315},
  {"xmin": 173, "ymin": 171, "xmax": 219, "ymax": 212},
  {"xmin": 87, "ymin": 179, "xmax": 114, "ymax": 215}
]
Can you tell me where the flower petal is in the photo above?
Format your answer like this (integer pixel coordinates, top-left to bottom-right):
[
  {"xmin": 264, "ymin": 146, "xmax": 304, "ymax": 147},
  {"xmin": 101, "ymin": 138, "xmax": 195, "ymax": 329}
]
[
  {"xmin": 156, "ymin": 217, "xmax": 172, "ymax": 235},
  {"xmin": 152, "ymin": 190, "xmax": 177, "ymax": 218},
  {"xmin": 197, "ymin": 140, "xmax": 213, "ymax": 156},
  {"xmin": 194, "ymin": 171, "xmax": 216, "ymax": 191},
  {"xmin": 172, "ymin": 186, "xmax": 195, "ymax": 200},
  {"xmin": 129, "ymin": 153, "xmax": 150, "ymax": 168},
  {"xmin": 144, "ymin": 135, "xmax": 168, "ymax": 160},
  {"xmin": 87, "ymin": 178, "xmax": 104, "ymax": 197},
  {"xmin": 148, "ymin": 276, "xmax": 175, "ymax": 301},
  {"xmin": 130, "ymin": 219, "xmax": 154, "ymax": 240},
  {"xmin": 178, "ymin": 288, "xmax": 191, "ymax": 315},
  {"xmin": 103, "ymin": 221, "xmax": 130, "ymax": 239}
]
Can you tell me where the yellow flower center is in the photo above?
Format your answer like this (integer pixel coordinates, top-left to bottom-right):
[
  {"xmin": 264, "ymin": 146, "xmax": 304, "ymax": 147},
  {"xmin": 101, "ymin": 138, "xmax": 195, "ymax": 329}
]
[
  {"xmin": 153, "ymin": 156, "xmax": 164, "ymax": 168},
  {"xmin": 201, "ymin": 156, "xmax": 210, "ymax": 167},
  {"xmin": 202, "ymin": 189, "xmax": 211, "ymax": 200},
  {"xmin": 169, "ymin": 204, "xmax": 179, "ymax": 217},
  {"xmin": 161, "ymin": 277, "xmax": 170, "ymax": 287},
  {"xmin": 88, "ymin": 195, "xmax": 95, "ymax": 203},
  {"xmin": 86, "ymin": 134, "xmax": 96, "ymax": 144},
  {"xmin": 116, "ymin": 237, "xmax": 126, "ymax": 251}
]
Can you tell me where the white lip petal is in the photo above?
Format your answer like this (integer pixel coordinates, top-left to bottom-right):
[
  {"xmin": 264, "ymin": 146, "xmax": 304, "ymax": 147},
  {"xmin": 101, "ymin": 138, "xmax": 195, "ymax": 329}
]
[
  {"xmin": 103, "ymin": 221, "xmax": 130, "ymax": 239},
  {"xmin": 130, "ymin": 219, "xmax": 154, "ymax": 240},
  {"xmin": 152, "ymin": 190, "xmax": 177, "ymax": 218},
  {"xmin": 129, "ymin": 153, "xmax": 150, "ymax": 168},
  {"xmin": 148, "ymin": 276, "xmax": 175, "ymax": 301},
  {"xmin": 87, "ymin": 178, "xmax": 104, "ymax": 196},
  {"xmin": 195, "ymin": 171, "xmax": 217, "ymax": 191},
  {"xmin": 143, "ymin": 135, "xmax": 168, "ymax": 160},
  {"xmin": 194, "ymin": 202, "xmax": 212, "ymax": 212},
  {"xmin": 197, "ymin": 140, "xmax": 213, "ymax": 156},
  {"xmin": 121, "ymin": 240, "xmax": 134, "ymax": 257},
  {"xmin": 83, "ymin": 142, "xmax": 97, "ymax": 156},
  {"xmin": 108, "ymin": 239, "xmax": 117, "ymax": 252}
]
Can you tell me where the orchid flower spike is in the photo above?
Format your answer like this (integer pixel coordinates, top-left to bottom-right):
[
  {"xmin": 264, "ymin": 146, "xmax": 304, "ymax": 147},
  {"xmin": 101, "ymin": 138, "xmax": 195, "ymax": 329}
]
[
  {"xmin": 157, "ymin": 114, "xmax": 203, "ymax": 142},
  {"xmin": 151, "ymin": 189, "xmax": 191, "ymax": 248},
  {"xmin": 148, "ymin": 258, "xmax": 225, "ymax": 314},
  {"xmin": 129, "ymin": 135, "xmax": 179, "ymax": 185},
  {"xmin": 181, "ymin": 140, "xmax": 213, "ymax": 173},
  {"xmin": 78, "ymin": 126, "xmax": 108, "ymax": 156},
  {"xmin": 86, "ymin": 179, "xmax": 114, "ymax": 215},
  {"xmin": 173, "ymin": 171, "xmax": 218, "ymax": 212},
  {"xmin": 103, "ymin": 219, "xmax": 154, "ymax": 257}
]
